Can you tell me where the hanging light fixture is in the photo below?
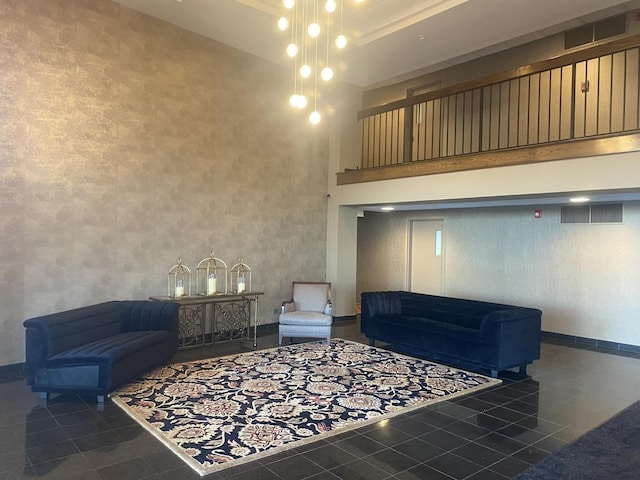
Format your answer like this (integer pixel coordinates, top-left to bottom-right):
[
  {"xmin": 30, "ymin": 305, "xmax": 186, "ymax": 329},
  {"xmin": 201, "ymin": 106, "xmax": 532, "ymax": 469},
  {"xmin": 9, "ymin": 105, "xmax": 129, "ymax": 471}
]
[
  {"xmin": 335, "ymin": 0, "xmax": 347, "ymax": 49},
  {"xmin": 279, "ymin": 0, "xmax": 363, "ymax": 124},
  {"xmin": 321, "ymin": 1, "xmax": 334, "ymax": 82}
]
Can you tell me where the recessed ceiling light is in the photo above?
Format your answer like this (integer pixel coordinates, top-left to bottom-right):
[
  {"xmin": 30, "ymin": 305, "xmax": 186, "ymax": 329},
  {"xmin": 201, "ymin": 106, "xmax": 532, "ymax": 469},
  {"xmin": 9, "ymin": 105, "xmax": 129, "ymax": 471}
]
[
  {"xmin": 380, "ymin": 206, "xmax": 395, "ymax": 211},
  {"xmin": 569, "ymin": 196, "xmax": 590, "ymax": 203}
]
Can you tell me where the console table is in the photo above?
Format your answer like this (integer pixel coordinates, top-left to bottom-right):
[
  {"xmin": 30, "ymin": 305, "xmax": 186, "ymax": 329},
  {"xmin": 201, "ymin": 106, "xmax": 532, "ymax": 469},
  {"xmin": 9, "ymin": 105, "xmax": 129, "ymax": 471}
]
[{"xmin": 149, "ymin": 292, "xmax": 263, "ymax": 350}]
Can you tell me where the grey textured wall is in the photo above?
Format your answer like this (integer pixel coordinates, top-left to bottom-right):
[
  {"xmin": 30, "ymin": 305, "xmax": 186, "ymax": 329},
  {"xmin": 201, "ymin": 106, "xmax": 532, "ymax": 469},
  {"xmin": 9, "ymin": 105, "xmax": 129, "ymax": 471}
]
[{"xmin": 0, "ymin": 0, "xmax": 329, "ymax": 366}]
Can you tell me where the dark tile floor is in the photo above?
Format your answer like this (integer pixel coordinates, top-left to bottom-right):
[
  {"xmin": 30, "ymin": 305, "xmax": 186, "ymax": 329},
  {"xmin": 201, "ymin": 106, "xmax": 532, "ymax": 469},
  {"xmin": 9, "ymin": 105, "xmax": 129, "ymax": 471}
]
[{"xmin": 1, "ymin": 319, "xmax": 639, "ymax": 480}]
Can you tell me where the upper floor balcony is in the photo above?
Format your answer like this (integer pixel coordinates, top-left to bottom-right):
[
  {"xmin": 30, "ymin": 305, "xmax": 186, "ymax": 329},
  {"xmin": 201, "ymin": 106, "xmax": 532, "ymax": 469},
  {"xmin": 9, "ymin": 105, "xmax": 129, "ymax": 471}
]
[{"xmin": 338, "ymin": 34, "xmax": 640, "ymax": 186}]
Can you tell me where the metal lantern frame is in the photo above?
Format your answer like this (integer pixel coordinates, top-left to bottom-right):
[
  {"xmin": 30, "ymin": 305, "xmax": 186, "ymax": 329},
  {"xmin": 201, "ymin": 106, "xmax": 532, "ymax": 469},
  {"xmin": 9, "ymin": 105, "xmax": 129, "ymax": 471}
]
[
  {"xmin": 196, "ymin": 251, "xmax": 228, "ymax": 295},
  {"xmin": 168, "ymin": 257, "xmax": 192, "ymax": 298},
  {"xmin": 230, "ymin": 257, "xmax": 251, "ymax": 294}
]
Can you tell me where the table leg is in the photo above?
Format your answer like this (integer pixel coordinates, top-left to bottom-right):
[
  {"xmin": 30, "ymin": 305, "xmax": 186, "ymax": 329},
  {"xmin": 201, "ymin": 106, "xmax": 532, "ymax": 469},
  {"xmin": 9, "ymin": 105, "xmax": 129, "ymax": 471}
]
[{"xmin": 253, "ymin": 295, "xmax": 258, "ymax": 349}]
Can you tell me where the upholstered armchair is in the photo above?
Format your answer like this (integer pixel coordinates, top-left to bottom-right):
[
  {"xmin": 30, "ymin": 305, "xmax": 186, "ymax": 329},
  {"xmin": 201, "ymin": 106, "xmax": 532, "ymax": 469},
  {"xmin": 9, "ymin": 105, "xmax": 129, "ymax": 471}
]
[{"xmin": 279, "ymin": 282, "xmax": 332, "ymax": 345}]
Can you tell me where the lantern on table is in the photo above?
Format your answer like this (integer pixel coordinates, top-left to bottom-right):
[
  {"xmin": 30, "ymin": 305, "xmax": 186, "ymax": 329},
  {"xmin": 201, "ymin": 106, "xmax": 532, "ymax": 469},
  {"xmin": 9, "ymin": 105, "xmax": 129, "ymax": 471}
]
[
  {"xmin": 230, "ymin": 257, "xmax": 251, "ymax": 294},
  {"xmin": 196, "ymin": 251, "xmax": 228, "ymax": 295},
  {"xmin": 168, "ymin": 257, "xmax": 191, "ymax": 298}
]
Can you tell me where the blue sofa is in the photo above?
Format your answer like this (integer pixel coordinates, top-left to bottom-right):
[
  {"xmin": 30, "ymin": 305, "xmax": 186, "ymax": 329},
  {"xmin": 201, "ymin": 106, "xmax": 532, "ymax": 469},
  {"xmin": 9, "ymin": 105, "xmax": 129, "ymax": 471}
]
[
  {"xmin": 23, "ymin": 300, "xmax": 179, "ymax": 403},
  {"xmin": 361, "ymin": 291, "xmax": 542, "ymax": 378}
]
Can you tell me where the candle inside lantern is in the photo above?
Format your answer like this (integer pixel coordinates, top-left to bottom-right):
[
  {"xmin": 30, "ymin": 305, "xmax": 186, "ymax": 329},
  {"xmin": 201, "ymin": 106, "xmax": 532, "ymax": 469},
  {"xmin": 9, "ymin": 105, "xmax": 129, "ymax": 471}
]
[
  {"xmin": 175, "ymin": 279, "xmax": 184, "ymax": 297},
  {"xmin": 237, "ymin": 276, "xmax": 245, "ymax": 293},
  {"xmin": 207, "ymin": 274, "xmax": 217, "ymax": 295}
]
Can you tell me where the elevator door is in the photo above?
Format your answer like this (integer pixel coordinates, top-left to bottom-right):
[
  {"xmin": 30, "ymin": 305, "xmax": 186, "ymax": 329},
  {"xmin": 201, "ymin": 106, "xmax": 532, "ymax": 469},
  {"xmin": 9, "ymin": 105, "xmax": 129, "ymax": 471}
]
[{"xmin": 408, "ymin": 219, "xmax": 444, "ymax": 295}]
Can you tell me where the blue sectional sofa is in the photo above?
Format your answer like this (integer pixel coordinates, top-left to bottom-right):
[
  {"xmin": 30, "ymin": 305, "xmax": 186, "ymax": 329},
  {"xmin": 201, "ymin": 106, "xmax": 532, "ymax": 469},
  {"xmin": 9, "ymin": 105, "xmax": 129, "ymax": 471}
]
[
  {"xmin": 361, "ymin": 291, "xmax": 542, "ymax": 377},
  {"xmin": 23, "ymin": 300, "xmax": 180, "ymax": 404}
]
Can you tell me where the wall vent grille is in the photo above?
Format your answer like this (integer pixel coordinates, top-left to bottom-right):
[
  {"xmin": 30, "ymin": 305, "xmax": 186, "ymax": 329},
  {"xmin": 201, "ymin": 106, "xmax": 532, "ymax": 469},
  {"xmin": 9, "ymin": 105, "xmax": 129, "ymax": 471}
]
[
  {"xmin": 561, "ymin": 205, "xmax": 590, "ymax": 223},
  {"xmin": 561, "ymin": 203, "xmax": 623, "ymax": 224}
]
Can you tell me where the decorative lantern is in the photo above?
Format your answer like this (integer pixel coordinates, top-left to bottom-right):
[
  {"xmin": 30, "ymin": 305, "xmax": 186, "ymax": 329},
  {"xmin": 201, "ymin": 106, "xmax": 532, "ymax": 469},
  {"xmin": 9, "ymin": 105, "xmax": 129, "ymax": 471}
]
[
  {"xmin": 196, "ymin": 251, "xmax": 228, "ymax": 295},
  {"xmin": 168, "ymin": 257, "xmax": 192, "ymax": 298},
  {"xmin": 230, "ymin": 257, "xmax": 251, "ymax": 294}
]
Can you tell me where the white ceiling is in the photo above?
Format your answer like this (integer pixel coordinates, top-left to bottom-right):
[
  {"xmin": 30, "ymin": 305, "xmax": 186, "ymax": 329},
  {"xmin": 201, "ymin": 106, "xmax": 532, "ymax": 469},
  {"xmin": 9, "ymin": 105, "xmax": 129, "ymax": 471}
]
[{"xmin": 114, "ymin": 0, "xmax": 640, "ymax": 87}]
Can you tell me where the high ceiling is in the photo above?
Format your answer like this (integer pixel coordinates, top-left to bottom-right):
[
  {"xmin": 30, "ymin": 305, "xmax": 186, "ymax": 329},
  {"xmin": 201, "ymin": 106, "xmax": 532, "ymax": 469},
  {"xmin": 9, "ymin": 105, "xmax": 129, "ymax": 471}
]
[
  {"xmin": 111, "ymin": 0, "xmax": 640, "ymax": 209},
  {"xmin": 114, "ymin": 0, "xmax": 640, "ymax": 87}
]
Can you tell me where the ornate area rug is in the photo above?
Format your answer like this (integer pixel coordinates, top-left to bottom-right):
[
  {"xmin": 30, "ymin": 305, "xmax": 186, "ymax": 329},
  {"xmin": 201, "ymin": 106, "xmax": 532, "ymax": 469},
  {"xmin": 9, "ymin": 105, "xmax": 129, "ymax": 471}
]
[{"xmin": 110, "ymin": 339, "xmax": 501, "ymax": 476}]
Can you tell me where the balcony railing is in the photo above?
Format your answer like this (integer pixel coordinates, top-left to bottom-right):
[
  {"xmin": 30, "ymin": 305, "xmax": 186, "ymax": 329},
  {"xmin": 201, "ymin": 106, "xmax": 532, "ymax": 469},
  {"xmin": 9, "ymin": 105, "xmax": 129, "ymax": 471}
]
[{"xmin": 338, "ymin": 34, "xmax": 640, "ymax": 185}]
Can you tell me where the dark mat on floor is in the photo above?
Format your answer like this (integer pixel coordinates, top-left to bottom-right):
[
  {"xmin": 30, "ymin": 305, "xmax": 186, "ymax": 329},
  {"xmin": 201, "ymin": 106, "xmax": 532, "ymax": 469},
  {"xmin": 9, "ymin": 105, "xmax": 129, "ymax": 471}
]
[{"xmin": 516, "ymin": 400, "xmax": 640, "ymax": 479}]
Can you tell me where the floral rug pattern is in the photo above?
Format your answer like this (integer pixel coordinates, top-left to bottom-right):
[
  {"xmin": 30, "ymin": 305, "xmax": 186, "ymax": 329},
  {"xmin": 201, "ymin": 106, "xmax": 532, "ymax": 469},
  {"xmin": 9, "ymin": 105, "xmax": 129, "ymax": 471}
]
[{"xmin": 110, "ymin": 339, "xmax": 500, "ymax": 476}]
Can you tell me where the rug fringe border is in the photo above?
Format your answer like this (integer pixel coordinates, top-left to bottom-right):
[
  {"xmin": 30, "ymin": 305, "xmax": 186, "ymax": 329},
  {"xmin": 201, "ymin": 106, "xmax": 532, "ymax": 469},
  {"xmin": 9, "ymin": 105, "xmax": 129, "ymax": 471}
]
[{"xmin": 110, "ymin": 338, "xmax": 502, "ymax": 477}]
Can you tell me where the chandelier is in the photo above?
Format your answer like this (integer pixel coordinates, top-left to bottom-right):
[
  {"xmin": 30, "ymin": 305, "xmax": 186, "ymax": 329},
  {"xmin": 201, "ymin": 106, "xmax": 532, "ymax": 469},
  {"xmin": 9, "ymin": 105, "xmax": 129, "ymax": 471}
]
[{"xmin": 278, "ymin": 0, "xmax": 364, "ymax": 125}]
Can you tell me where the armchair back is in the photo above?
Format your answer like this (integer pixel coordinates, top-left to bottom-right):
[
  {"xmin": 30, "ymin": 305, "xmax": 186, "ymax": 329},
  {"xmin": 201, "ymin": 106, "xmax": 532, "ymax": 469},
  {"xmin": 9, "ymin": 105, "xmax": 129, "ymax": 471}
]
[{"xmin": 292, "ymin": 282, "xmax": 331, "ymax": 312}]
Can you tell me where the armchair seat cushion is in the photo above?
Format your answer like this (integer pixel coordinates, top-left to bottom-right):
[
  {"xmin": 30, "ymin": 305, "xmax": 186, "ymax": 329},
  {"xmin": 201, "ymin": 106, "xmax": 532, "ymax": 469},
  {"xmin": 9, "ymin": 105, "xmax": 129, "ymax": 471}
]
[{"xmin": 279, "ymin": 311, "xmax": 333, "ymax": 326}]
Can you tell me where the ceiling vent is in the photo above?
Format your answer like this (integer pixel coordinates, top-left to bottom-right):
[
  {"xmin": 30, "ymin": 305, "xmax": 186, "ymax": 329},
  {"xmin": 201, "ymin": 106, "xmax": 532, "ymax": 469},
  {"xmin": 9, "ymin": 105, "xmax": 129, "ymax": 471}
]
[
  {"xmin": 561, "ymin": 203, "xmax": 623, "ymax": 224},
  {"xmin": 564, "ymin": 15, "xmax": 627, "ymax": 50}
]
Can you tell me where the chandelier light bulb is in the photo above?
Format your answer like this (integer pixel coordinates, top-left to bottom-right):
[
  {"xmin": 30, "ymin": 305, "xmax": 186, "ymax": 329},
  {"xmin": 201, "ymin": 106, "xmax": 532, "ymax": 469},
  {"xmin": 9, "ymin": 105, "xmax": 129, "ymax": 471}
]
[
  {"xmin": 321, "ymin": 66, "xmax": 334, "ymax": 81},
  {"xmin": 335, "ymin": 34, "xmax": 347, "ymax": 49},
  {"xmin": 300, "ymin": 64, "xmax": 311, "ymax": 78},
  {"xmin": 308, "ymin": 22, "xmax": 320, "ymax": 37},
  {"xmin": 277, "ymin": 17, "xmax": 289, "ymax": 31},
  {"xmin": 286, "ymin": 43, "xmax": 298, "ymax": 57},
  {"xmin": 284, "ymin": 0, "xmax": 295, "ymax": 9},
  {"xmin": 325, "ymin": 0, "xmax": 337, "ymax": 13},
  {"xmin": 297, "ymin": 95, "xmax": 308, "ymax": 109},
  {"xmin": 310, "ymin": 111, "xmax": 321, "ymax": 124},
  {"xmin": 289, "ymin": 94, "xmax": 298, "ymax": 107}
]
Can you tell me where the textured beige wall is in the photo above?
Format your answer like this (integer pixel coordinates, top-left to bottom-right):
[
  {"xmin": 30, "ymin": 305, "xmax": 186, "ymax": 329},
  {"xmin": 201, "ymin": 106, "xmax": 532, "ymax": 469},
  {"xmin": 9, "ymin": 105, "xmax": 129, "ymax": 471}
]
[
  {"xmin": 0, "ymin": 1, "xmax": 330, "ymax": 366},
  {"xmin": 356, "ymin": 204, "xmax": 640, "ymax": 347}
]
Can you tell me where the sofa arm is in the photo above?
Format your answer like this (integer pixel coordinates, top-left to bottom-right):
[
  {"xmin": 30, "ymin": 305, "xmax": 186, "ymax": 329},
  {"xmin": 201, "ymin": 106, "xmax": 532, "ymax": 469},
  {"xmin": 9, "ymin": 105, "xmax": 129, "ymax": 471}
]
[
  {"xmin": 361, "ymin": 292, "xmax": 403, "ymax": 317},
  {"xmin": 24, "ymin": 326, "xmax": 47, "ymax": 384},
  {"xmin": 480, "ymin": 308, "xmax": 542, "ymax": 363},
  {"xmin": 360, "ymin": 291, "xmax": 403, "ymax": 336}
]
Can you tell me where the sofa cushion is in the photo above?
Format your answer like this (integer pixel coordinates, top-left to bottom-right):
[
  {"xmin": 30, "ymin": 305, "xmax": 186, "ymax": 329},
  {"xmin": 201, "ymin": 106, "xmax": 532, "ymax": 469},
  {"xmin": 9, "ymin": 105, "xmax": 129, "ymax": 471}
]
[
  {"xmin": 401, "ymin": 294, "xmax": 508, "ymax": 330},
  {"xmin": 47, "ymin": 331, "xmax": 170, "ymax": 366},
  {"xmin": 375, "ymin": 314, "xmax": 482, "ymax": 342}
]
